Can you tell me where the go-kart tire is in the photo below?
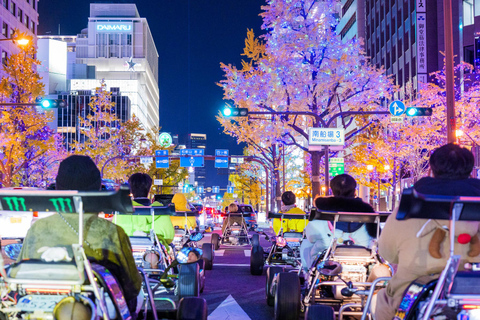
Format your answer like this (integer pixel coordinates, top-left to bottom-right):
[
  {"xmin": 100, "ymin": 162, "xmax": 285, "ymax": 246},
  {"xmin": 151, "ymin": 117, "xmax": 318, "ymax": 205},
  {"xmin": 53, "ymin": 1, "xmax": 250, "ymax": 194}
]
[
  {"xmin": 266, "ymin": 266, "xmax": 284, "ymax": 306},
  {"xmin": 177, "ymin": 297, "xmax": 208, "ymax": 320},
  {"xmin": 178, "ymin": 263, "xmax": 200, "ymax": 298},
  {"xmin": 305, "ymin": 305, "xmax": 334, "ymax": 320},
  {"xmin": 251, "ymin": 233, "xmax": 260, "ymax": 247},
  {"xmin": 201, "ymin": 243, "xmax": 214, "ymax": 270},
  {"xmin": 274, "ymin": 272, "xmax": 300, "ymax": 320},
  {"xmin": 250, "ymin": 245, "xmax": 264, "ymax": 275},
  {"xmin": 211, "ymin": 233, "xmax": 220, "ymax": 250}
]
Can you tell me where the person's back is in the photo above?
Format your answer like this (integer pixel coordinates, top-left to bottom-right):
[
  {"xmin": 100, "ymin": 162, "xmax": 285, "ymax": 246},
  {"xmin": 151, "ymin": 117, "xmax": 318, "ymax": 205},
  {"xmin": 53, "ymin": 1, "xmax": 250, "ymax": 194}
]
[
  {"xmin": 18, "ymin": 155, "xmax": 142, "ymax": 314},
  {"xmin": 115, "ymin": 173, "xmax": 175, "ymax": 246},
  {"xmin": 273, "ymin": 191, "xmax": 307, "ymax": 235},
  {"xmin": 222, "ymin": 203, "xmax": 246, "ymax": 234},
  {"xmin": 170, "ymin": 193, "xmax": 197, "ymax": 230},
  {"xmin": 375, "ymin": 144, "xmax": 480, "ymax": 319}
]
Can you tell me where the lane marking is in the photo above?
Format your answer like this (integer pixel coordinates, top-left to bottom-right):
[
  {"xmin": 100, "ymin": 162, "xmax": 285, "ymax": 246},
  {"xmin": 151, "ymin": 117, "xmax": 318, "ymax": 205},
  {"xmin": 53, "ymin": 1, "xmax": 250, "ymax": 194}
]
[
  {"xmin": 244, "ymin": 250, "xmax": 251, "ymax": 257},
  {"xmin": 215, "ymin": 250, "xmax": 225, "ymax": 256},
  {"xmin": 214, "ymin": 263, "xmax": 250, "ymax": 267},
  {"xmin": 208, "ymin": 294, "xmax": 251, "ymax": 320}
]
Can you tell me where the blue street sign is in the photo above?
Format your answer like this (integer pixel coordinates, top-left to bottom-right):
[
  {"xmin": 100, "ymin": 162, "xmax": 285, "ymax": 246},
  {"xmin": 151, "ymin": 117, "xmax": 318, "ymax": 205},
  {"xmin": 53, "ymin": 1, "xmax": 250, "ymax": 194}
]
[
  {"xmin": 215, "ymin": 157, "xmax": 229, "ymax": 168},
  {"xmin": 155, "ymin": 150, "xmax": 168, "ymax": 156},
  {"xmin": 227, "ymin": 186, "xmax": 234, "ymax": 193},
  {"xmin": 197, "ymin": 186, "xmax": 204, "ymax": 194},
  {"xmin": 215, "ymin": 149, "xmax": 229, "ymax": 156},
  {"xmin": 389, "ymin": 100, "xmax": 406, "ymax": 116},
  {"xmin": 213, "ymin": 186, "xmax": 220, "ymax": 193},
  {"xmin": 183, "ymin": 185, "xmax": 191, "ymax": 193},
  {"xmin": 180, "ymin": 149, "xmax": 204, "ymax": 167},
  {"xmin": 156, "ymin": 157, "xmax": 169, "ymax": 168}
]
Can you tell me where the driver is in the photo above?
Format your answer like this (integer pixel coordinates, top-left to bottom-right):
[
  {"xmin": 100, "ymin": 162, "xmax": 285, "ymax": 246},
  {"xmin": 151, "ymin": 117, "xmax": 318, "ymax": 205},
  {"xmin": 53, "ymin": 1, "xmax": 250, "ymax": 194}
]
[
  {"xmin": 375, "ymin": 143, "xmax": 480, "ymax": 319},
  {"xmin": 272, "ymin": 191, "xmax": 307, "ymax": 235},
  {"xmin": 18, "ymin": 155, "xmax": 142, "ymax": 317}
]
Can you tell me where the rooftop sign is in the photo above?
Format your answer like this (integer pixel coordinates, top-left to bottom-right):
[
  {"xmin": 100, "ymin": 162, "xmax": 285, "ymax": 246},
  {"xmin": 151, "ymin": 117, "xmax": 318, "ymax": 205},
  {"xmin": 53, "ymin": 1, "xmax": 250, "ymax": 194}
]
[{"xmin": 96, "ymin": 23, "xmax": 132, "ymax": 33}]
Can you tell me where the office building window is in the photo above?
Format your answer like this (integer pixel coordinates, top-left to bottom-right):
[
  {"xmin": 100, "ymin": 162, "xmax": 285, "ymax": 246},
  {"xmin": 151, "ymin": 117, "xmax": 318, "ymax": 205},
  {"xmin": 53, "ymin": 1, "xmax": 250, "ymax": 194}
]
[
  {"xmin": 2, "ymin": 51, "xmax": 7, "ymax": 65},
  {"xmin": 465, "ymin": 45, "xmax": 474, "ymax": 66},
  {"xmin": 2, "ymin": 0, "xmax": 8, "ymax": 10},
  {"xmin": 2, "ymin": 22, "xmax": 8, "ymax": 38},
  {"xmin": 9, "ymin": 27, "xmax": 14, "ymax": 38},
  {"xmin": 9, "ymin": 1, "xmax": 14, "ymax": 15},
  {"xmin": 24, "ymin": 15, "xmax": 29, "ymax": 28},
  {"xmin": 32, "ymin": 0, "xmax": 35, "ymax": 10},
  {"xmin": 18, "ymin": 8, "xmax": 22, "ymax": 23},
  {"xmin": 30, "ymin": 20, "xmax": 35, "ymax": 34},
  {"xmin": 464, "ymin": 0, "xmax": 474, "ymax": 26}
]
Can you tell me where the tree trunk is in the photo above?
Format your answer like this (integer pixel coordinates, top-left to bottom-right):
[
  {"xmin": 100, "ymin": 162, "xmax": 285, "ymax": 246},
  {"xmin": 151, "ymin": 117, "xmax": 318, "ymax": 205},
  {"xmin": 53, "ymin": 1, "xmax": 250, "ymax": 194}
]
[{"xmin": 311, "ymin": 151, "xmax": 322, "ymax": 199}]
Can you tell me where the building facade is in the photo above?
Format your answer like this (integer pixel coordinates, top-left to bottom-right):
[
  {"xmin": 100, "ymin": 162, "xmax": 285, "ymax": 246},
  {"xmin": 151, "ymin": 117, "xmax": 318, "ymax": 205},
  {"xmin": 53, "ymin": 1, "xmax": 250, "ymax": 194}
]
[{"xmin": 0, "ymin": 0, "xmax": 38, "ymax": 73}]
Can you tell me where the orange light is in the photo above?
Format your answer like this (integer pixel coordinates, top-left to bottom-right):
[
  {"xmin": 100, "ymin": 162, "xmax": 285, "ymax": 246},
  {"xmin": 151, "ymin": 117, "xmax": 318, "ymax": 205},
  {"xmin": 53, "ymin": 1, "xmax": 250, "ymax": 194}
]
[
  {"xmin": 33, "ymin": 211, "xmax": 38, "ymax": 218},
  {"xmin": 463, "ymin": 305, "xmax": 480, "ymax": 309},
  {"xmin": 25, "ymin": 288, "xmax": 71, "ymax": 294}
]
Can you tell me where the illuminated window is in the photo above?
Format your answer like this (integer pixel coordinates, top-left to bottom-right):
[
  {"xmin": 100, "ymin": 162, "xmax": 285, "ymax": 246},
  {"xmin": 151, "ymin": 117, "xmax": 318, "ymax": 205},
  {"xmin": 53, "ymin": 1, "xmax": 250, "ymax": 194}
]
[
  {"xmin": 2, "ymin": 22, "xmax": 8, "ymax": 38},
  {"xmin": 464, "ymin": 0, "xmax": 474, "ymax": 26},
  {"xmin": 9, "ymin": 1, "xmax": 15, "ymax": 15}
]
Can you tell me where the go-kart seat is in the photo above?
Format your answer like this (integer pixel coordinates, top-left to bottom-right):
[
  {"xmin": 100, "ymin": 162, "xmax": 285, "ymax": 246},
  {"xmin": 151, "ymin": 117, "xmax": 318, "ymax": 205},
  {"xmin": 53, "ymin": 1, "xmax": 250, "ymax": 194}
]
[
  {"xmin": 450, "ymin": 271, "xmax": 480, "ymax": 294},
  {"xmin": 8, "ymin": 260, "xmax": 84, "ymax": 282}
]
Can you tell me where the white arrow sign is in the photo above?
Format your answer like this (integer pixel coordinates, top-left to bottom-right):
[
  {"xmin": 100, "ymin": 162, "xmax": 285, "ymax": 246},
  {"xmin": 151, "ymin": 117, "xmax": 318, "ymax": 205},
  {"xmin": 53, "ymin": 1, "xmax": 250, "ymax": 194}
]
[{"xmin": 208, "ymin": 295, "xmax": 251, "ymax": 320}]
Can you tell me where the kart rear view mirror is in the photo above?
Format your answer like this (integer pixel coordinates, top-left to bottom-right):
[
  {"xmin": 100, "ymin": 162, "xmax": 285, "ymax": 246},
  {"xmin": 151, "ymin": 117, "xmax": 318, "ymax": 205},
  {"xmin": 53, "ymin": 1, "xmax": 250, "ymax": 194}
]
[{"xmin": 5, "ymin": 243, "xmax": 22, "ymax": 260}]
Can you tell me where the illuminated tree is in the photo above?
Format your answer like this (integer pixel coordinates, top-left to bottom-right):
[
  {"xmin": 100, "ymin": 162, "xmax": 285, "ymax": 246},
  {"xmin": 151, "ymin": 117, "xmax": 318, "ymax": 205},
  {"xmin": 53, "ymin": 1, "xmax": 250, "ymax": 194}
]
[
  {"xmin": 0, "ymin": 36, "xmax": 59, "ymax": 187},
  {"xmin": 218, "ymin": 1, "xmax": 394, "ymax": 197}
]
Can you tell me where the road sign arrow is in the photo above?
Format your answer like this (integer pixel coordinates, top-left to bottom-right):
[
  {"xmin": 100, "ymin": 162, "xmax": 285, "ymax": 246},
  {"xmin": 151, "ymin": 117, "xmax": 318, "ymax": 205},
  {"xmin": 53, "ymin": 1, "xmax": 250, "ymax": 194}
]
[{"xmin": 208, "ymin": 295, "xmax": 251, "ymax": 320}]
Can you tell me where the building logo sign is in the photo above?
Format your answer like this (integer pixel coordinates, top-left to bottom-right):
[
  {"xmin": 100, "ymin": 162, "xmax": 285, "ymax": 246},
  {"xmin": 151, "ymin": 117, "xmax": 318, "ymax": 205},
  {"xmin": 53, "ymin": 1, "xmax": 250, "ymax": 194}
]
[{"xmin": 96, "ymin": 23, "xmax": 132, "ymax": 32}]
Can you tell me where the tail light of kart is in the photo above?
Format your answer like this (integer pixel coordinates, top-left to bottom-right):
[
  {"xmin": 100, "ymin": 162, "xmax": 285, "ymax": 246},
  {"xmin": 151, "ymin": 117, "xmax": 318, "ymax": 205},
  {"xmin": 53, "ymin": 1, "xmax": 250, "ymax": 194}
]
[
  {"xmin": 276, "ymin": 237, "xmax": 287, "ymax": 248},
  {"xmin": 33, "ymin": 211, "xmax": 38, "ymax": 218},
  {"xmin": 26, "ymin": 288, "xmax": 71, "ymax": 294},
  {"xmin": 463, "ymin": 305, "xmax": 480, "ymax": 309}
]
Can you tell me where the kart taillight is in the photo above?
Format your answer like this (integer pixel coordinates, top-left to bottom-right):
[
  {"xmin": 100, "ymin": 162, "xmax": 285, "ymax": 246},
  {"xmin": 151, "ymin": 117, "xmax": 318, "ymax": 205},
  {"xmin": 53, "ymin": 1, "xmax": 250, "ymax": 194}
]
[
  {"xmin": 463, "ymin": 305, "xmax": 480, "ymax": 309},
  {"xmin": 26, "ymin": 288, "xmax": 71, "ymax": 294},
  {"xmin": 276, "ymin": 237, "xmax": 287, "ymax": 247},
  {"xmin": 33, "ymin": 211, "xmax": 38, "ymax": 218}
]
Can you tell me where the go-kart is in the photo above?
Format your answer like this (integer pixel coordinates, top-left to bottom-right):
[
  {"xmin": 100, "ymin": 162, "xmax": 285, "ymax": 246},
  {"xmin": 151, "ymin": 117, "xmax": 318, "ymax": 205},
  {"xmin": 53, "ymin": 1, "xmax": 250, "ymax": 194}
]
[
  {"xmin": 210, "ymin": 212, "xmax": 252, "ymax": 249},
  {"xmin": 269, "ymin": 209, "xmax": 390, "ymax": 320},
  {"xmin": 250, "ymin": 211, "xmax": 309, "ymax": 277},
  {"xmin": 360, "ymin": 189, "xmax": 480, "ymax": 320},
  {"xmin": 0, "ymin": 187, "xmax": 207, "ymax": 320}
]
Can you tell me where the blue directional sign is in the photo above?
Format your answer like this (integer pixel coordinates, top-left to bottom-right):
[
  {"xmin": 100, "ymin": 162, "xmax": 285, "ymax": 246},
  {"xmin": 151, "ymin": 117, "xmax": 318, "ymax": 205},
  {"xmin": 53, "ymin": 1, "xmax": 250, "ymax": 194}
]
[
  {"xmin": 197, "ymin": 186, "xmax": 204, "ymax": 194},
  {"xmin": 227, "ymin": 186, "xmax": 234, "ymax": 193},
  {"xmin": 155, "ymin": 150, "xmax": 169, "ymax": 168},
  {"xmin": 215, "ymin": 157, "xmax": 229, "ymax": 168},
  {"xmin": 215, "ymin": 149, "xmax": 229, "ymax": 156},
  {"xmin": 183, "ymin": 185, "xmax": 193, "ymax": 193},
  {"xmin": 213, "ymin": 186, "xmax": 220, "ymax": 193},
  {"xmin": 389, "ymin": 100, "xmax": 406, "ymax": 116},
  {"xmin": 180, "ymin": 149, "xmax": 204, "ymax": 167}
]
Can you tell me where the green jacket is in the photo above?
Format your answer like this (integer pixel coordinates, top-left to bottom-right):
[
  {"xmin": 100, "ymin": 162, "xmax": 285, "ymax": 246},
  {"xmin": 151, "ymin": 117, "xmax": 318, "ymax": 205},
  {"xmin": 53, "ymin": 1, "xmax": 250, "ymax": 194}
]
[
  {"xmin": 18, "ymin": 213, "xmax": 142, "ymax": 303},
  {"xmin": 114, "ymin": 200, "xmax": 175, "ymax": 245}
]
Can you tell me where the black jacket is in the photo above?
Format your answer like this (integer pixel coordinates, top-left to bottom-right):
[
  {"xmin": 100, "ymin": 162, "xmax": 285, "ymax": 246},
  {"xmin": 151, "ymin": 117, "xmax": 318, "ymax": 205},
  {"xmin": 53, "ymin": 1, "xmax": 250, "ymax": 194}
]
[
  {"xmin": 314, "ymin": 197, "xmax": 377, "ymax": 238},
  {"xmin": 414, "ymin": 177, "xmax": 480, "ymax": 196}
]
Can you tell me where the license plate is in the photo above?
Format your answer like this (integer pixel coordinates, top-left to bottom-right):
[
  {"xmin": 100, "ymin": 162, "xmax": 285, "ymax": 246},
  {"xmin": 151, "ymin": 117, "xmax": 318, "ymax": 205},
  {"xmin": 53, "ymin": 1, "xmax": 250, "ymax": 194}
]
[
  {"xmin": 17, "ymin": 295, "xmax": 67, "ymax": 312},
  {"xmin": 10, "ymin": 217, "xmax": 21, "ymax": 223}
]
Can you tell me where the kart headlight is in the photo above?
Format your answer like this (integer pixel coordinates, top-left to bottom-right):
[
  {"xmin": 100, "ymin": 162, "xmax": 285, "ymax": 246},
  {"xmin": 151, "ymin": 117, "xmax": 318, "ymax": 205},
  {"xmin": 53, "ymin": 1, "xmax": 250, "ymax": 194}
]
[{"xmin": 276, "ymin": 236, "xmax": 287, "ymax": 248}]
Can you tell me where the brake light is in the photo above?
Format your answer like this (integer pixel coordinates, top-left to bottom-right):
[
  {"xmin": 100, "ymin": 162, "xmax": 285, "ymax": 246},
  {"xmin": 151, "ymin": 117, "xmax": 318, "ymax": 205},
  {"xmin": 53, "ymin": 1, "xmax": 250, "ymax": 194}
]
[
  {"xmin": 33, "ymin": 211, "xmax": 38, "ymax": 218},
  {"xmin": 26, "ymin": 288, "xmax": 71, "ymax": 294},
  {"xmin": 276, "ymin": 237, "xmax": 287, "ymax": 247},
  {"xmin": 463, "ymin": 305, "xmax": 480, "ymax": 309}
]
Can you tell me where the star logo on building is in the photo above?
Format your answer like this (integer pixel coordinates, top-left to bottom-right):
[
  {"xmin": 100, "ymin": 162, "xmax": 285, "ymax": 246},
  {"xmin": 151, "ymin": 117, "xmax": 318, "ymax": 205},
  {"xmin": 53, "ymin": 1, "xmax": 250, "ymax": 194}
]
[{"xmin": 125, "ymin": 57, "xmax": 137, "ymax": 71}]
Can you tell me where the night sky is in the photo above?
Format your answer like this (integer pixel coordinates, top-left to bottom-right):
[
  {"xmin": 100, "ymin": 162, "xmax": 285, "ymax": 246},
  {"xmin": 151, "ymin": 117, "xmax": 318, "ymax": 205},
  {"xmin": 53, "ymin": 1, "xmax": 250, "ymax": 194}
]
[{"xmin": 38, "ymin": 0, "xmax": 265, "ymax": 188}]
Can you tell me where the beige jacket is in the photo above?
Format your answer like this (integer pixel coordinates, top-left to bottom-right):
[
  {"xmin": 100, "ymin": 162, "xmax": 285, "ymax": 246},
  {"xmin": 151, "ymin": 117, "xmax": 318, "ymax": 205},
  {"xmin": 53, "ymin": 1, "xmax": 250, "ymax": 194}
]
[{"xmin": 375, "ymin": 214, "xmax": 480, "ymax": 319}]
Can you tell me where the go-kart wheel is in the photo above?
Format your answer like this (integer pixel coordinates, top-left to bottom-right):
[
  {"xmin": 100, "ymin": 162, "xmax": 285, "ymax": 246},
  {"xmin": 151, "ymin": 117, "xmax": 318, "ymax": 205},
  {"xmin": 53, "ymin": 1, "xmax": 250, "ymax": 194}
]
[
  {"xmin": 177, "ymin": 297, "xmax": 208, "ymax": 320},
  {"xmin": 201, "ymin": 243, "xmax": 213, "ymax": 270},
  {"xmin": 266, "ymin": 266, "xmax": 284, "ymax": 306},
  {"xmin": 250, "ymin": 245, "xmax": 264, "ymax": 275},
  {"xmin": 305, "ymin": 305, "xmax": 334, "ymax": 320},
  {"xmin": 178, "ymin": 263, "xmax": 200, "ymax": 298},
  {"xmin": 211, "ymin": 233, "xmax": 220, "ymax": 250},
  {"xmin": 274, "ymin": 272, "xmax": 300, "ymax": 320},
  {"xmin": 251, "ymin": 233, "xmax": 260, "ymax": 247}
]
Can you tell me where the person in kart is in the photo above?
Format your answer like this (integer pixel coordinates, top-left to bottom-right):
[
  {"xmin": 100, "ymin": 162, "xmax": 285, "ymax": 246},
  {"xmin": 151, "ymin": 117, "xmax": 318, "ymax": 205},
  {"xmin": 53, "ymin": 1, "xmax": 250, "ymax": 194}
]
[
  {"xmin": 17, "ymin": 155, "xmax": 143, "ymax": 317},
  {"xmin": 170, "ymin": 192, "xmax": 198, "ymax": 230},
  {"xmin": 272, "ymin": 191, "xmax": 307, "ymax": 235},
  {"xmin": 374, "ymin": 143, "xmax": 480, "ymax": 319},
  {"xmin": 300, "ymin": 174, "xmax": 377, "ymax": 270},
  {"xmin": 221, "ymin": 202, "xmax": 246, "ymax": 234}
]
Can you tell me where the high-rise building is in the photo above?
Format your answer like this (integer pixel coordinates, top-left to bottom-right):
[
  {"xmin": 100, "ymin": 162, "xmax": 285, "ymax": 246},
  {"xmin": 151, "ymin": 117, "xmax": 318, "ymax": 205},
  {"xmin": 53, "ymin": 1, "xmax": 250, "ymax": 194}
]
[
  {"xmin": 0, "ymin": 0, "xmax": 38, "ymax": 75},
  {"xmin": 187, "ymin": 133, "xmax": 207, "ymax": 188}
]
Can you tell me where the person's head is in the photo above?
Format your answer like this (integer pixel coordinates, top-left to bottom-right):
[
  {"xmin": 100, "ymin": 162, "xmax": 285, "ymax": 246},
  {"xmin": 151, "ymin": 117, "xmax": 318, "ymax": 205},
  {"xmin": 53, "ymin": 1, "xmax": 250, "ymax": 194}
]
[
  {"xmin": 128, "ymin": 173, "xmax": 152, "ymax": 198},
  {"xmin": 172, "ymin": 193, "xmax": 190, "ymax": 211},
  {"xmin": 55, "ymin": 155, "xmax": 101, "ymax": 191},
  {"xmin": 281, "ymin": 191, "xmax": 296, "ymax": 206},
  {"xmin": 330, "ymin": 174, "xmax": 357, "ymax": 198},
  {"xmin": 187, "ymin": 250, "xmax": 200, "ymax": 263},
  {"xmin": 429, "ymin": 143, "xmax": 474, "ymax": 179},
  {"xmin": 228, "ymin": 203, "xmax": 238, "ymax": 213}
]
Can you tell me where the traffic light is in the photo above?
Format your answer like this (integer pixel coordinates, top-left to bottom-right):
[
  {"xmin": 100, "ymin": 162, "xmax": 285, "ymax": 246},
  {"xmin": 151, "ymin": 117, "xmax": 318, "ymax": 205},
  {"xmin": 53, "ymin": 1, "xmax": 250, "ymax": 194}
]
[
  {"xmin": 222, "ymin": 107, "xmax": 248, "ymax": 117},
  {"xmin": 39, "ymin": 99, "xmax": 67, "ymax": 109},
  {"xmin": 405, "ymin": 107, "xmax": 433, "ymax": 116}
]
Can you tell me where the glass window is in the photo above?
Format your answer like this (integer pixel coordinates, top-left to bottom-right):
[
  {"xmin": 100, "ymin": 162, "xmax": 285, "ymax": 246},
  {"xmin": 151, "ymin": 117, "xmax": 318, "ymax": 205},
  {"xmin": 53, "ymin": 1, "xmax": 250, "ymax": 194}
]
[
  {"xmin": 30, "ymin": 20, "xmax": 35, "ymax": 34},
  {"xmin": 18, "ymin": 8, "xmax": 22, "ymax": 23},
  {"xmin": 2, "ymin": 51, "xmax": 7, "ymax": 65},
  {"xmin": 10, "ymin": 1, "xmax": 15, "ymax": 15},
  {"xmin": 464, "ymin": 0, "xmax": 474, "ymax": 26},
  {"xmin": 33, "ymin": 0, "xmax": 35, "ymax": 9},
  {"xmin": 2, "ymin": 22, "xmax": 8, "ymax": 38},
  {"xmin": 24, "ymin": 15, "xmax": 29, "ymax": 28},
  {"xmin": 2, "ymin": 0, "xmax": 8, "ymax": 9},
  {"xmin": 9, "ymin": 27, "xmax": 14, "ymax": 38}
]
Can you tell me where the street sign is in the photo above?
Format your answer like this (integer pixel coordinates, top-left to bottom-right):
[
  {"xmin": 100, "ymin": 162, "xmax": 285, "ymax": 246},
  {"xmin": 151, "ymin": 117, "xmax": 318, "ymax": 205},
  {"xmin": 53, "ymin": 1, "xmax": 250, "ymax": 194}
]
[
  {"xmin": 155, "ymin": 150, "xmax": 169, "ymax": 168},
  {"xmin": 197, "ymin": 186, "xmax": 204, "ymax": 194},
  {"xmin": 213, "ymin": 186, "xmax": 220, "ymax": 193},
  {"xmin": 154, "ymin": 179, "xmax": 163, "ymax": 186},
  {"xmin": 158, "ymin": 132, "xmax": 173, "ymax": 148},
  {"xmin": 308, "ymin": 128, "xmax": 345, "ymax": 146},
  {"xmin": 183, "ymin": 185, "xmax": 192, "ymax": 193},
  {"xmin": 215, "ymin": 149, "xmax": 229, "ymax": 156},
  {"xmin": 180, "ymin": 149, "xmax": 204, "ymax": 167},
  {"xmin": 206, "ymin": 187, "xmax": 212, "ymax": 192},
  {"xmin": 215, "ymin": 157, "xmax": 229, "ymax": 168},
  {"xmin": 390, "ymin": 116, "xmax": 404, "ymax": 123},
  {"xmin": 227, "ymin": 186, "xmax": 234, "ymax": 193},
  {"xmin": 389, "ymin": 100, "xmax": 406, "ymax": 116},
  {"xmin": 329, "ymin": 157, "xmax": 345, "ymax": 177},
  {"xmin": 140, "ymin": 157, "xmax": 153, "ymax": 164}
]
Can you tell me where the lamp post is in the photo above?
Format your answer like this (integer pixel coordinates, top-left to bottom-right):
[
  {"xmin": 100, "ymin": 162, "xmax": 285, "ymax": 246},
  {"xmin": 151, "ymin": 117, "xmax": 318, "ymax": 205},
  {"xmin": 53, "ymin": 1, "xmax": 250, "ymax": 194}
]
[
  {"xmin": 367, "ymin": 164, "xmax": 390, "ymax": 211},
  {"xmin": 0, "ymin": 36, "xmax": 30, "ymax": 46}
]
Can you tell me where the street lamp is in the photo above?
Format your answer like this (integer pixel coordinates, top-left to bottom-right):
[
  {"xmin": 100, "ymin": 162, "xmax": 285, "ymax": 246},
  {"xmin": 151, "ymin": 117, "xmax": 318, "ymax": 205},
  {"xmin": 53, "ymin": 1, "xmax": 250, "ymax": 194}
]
[{"xmin": 0, "ymin": 36, "xmax": 30, "ymax": 46}]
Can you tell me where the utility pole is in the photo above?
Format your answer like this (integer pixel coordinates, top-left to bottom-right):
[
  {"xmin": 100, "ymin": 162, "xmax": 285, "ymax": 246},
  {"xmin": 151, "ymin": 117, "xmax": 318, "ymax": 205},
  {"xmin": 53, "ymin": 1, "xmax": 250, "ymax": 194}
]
[{"xmin": 444, "ymin": 0, "xmax": 456, "ymax": 144}]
